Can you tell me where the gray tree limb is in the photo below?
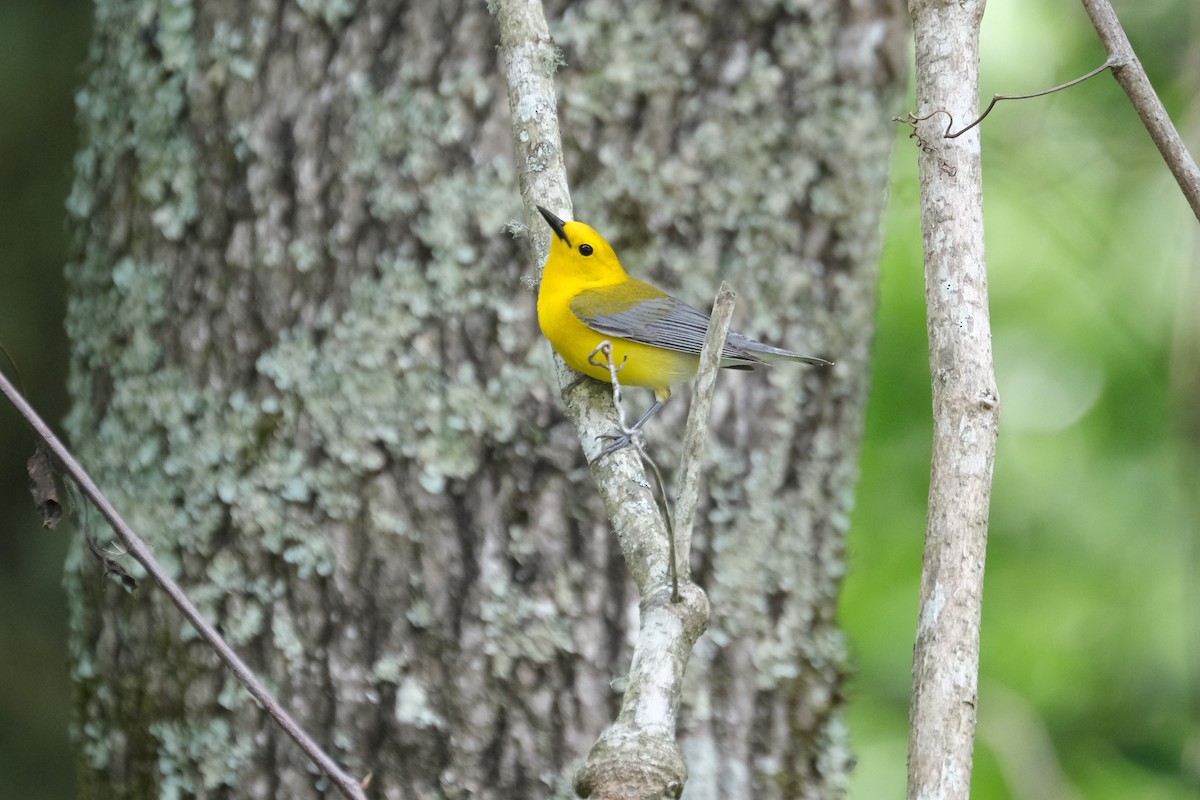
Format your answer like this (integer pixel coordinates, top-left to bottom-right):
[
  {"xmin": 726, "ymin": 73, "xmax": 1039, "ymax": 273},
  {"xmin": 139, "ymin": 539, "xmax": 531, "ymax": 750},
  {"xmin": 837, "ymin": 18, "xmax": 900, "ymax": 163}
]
[
  {"xmin": 1081, "ymin": 0, "xmax": 1200, "ymax": 222},
  {"xmin": 906, "ymin": 1, "xmax": 1000, "ymax": 799},
  {"xmin": 496, "ymin": 2, "xmax": 708, "ymax": 795}
]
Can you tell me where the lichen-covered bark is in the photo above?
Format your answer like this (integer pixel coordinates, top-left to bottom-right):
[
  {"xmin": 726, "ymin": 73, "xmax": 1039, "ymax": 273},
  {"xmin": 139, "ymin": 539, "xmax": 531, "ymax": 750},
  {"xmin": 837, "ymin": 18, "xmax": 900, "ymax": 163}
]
[
  {"xmin": 550, "ymin": 3, "xmax": 907, "ymax": 796},
  {"xmin": 63, "ymin": 0, "xmax": 905, "ymax": 798}
]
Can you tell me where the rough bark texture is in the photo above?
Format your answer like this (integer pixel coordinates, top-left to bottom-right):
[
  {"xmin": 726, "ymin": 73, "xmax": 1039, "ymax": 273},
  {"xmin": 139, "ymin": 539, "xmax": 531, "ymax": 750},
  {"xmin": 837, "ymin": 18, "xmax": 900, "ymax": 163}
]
[
  {"xmin": 906, "ymin": 1, "xmax": 998, "ymax": 799},
  {"xmin": 63, "ymin": 1, "xmax": 905, "ymax": 798}
]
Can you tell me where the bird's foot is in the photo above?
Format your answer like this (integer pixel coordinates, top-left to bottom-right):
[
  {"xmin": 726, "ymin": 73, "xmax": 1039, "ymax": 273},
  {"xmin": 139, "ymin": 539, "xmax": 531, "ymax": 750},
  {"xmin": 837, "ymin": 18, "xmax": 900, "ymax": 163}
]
[{"xmin": 594, "ymin": 428, "xmax": 646, "ymax": 460}]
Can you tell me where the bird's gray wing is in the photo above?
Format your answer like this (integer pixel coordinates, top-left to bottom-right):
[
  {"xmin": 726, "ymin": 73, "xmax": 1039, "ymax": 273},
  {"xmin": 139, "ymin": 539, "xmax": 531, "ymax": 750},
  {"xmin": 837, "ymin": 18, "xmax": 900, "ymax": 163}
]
[{"xmin": 571, "ymin": 290, "xmax": 763, "ymax": 366}]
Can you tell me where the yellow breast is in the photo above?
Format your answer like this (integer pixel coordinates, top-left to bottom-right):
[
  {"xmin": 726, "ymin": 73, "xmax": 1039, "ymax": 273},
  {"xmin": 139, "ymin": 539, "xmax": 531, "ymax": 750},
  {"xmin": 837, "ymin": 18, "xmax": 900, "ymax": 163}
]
[{"xmin": 538, "ymin": 281, "xmax": 698, "ymax": 391}]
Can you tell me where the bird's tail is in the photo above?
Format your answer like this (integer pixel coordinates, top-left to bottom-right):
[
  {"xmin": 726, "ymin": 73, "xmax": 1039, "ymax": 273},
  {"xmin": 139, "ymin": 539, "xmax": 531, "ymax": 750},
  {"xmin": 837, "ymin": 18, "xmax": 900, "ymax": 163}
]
[{"xmin": 729, "ymin": 332, "xmax": 835, "ymax": 367}]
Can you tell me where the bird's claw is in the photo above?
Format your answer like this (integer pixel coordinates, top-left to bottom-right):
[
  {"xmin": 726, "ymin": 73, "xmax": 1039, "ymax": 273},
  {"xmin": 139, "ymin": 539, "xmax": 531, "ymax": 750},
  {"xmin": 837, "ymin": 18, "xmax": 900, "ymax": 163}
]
[{"xmin": 594, "ymin": 429, "xmax": 645, "ymax": 459}]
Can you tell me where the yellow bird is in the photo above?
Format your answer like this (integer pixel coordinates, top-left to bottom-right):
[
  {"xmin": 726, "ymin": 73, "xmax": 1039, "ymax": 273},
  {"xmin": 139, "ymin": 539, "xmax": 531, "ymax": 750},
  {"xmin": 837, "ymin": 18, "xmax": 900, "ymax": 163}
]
[{"xmin": 535, "ymin": 206, "xmax": 832, "ymax": 451}]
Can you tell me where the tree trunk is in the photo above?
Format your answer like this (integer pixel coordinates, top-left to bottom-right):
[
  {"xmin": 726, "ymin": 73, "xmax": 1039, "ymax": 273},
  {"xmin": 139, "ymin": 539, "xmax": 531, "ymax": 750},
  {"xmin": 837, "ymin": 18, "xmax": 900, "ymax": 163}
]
[{"xmin": 63, "ymin": 1, "xmax": 906, "ymax": 798}]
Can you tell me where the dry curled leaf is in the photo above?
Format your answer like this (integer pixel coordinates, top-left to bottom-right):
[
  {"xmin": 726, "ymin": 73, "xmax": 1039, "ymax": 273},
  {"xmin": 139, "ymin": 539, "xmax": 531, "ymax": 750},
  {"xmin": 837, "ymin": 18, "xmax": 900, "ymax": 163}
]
[{"xmin": 26, "ymin": 444, "xmax": 62, "ymax": 529}]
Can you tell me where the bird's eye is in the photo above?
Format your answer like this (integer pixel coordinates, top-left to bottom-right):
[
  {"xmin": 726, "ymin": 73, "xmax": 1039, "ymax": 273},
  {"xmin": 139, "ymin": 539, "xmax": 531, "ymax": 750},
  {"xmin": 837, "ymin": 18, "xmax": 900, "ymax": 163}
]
[{"xmin": 579, "ymin": 244, "xmax": 594, "ymax": 256}]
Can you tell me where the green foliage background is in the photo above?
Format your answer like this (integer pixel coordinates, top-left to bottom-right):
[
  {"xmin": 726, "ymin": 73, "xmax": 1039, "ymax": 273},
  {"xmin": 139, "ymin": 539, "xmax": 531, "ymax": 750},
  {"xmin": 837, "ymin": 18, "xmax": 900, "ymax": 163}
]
[
  {"xmin": 846, "ymin": 3, "xmax": 1199, "ymax": 798},
  {"xmin": 0, "ymin": 1, "xmax": 90, "ymax": 798},
  {"xmin": 0, "ymin": 1, "xmax": 1194, "ymax": 798}
]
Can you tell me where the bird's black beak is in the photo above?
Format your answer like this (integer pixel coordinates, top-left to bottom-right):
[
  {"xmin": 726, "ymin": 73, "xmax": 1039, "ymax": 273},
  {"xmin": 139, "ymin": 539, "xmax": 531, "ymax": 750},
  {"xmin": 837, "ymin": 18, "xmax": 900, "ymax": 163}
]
[{"xmin": 536, "ymin": 205, "xmax": 571, "ymax": 247}]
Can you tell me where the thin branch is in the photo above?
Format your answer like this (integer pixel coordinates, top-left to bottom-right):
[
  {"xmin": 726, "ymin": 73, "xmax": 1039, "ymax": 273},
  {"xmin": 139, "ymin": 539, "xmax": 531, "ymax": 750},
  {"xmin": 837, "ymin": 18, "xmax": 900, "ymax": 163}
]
[
  {"xmin": 906, "ymin": 2, "xmax": 1000, "ymax": 800},
  {"xmin": 673, "ymin": 282, "xmax": 735, "ymax": 584},
  {"xmin": 912, "ymin": 1, "xmax": 1200, "ymax": 220},
  {"xmin": 942, "ymin": 58, "xmax": 1116, "ymax": 138},
  {"xmin": 587, "ymin": 341, "xmax": 679, "ymax": 602},
  {"xmin": 587, "ymin": 342, "xmax": 632, "ymax": 431},
  {"xmin": 1080, "ymin": 0, "xmax": 1200, "ymax": 222},
  {"xmin": 0, "ymin": 369, "xmax": 369, "ymax": 800}
]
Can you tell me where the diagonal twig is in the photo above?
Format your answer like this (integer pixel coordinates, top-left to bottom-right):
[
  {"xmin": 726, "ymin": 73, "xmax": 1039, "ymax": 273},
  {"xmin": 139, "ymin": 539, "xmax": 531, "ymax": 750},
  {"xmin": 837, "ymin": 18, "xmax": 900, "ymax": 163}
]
[
  {"xmin": 1080, "ymin": 0, "xmax": 1200, "ymax": 222},
  {"xmin": 673, "ymin": 282, "xmax": 736, "ymax": 588},
  {"xmin": 942, "ymin": 58, "xmax": 1116, "ymax": 139},
  {"xmin": 587, "ymin": 341, "xmax": 680, "ymax": 602},
  {"xmin": 0, "ymin": 368, "xmax": 369, "ymax": 800}
]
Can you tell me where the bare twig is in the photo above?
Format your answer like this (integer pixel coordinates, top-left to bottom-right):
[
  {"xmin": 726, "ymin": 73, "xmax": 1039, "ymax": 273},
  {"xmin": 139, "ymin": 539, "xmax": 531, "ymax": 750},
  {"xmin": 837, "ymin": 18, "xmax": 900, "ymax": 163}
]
[
  {"xmin": 0, "ymin": 343, "xmax": 26, "ymax": 393},
  {"xmin": 643, "ymin": 454, "xmax": 677, "ymax": 600},
  {"xmin": 673, "ymin": 283, "xmax": 736, "ymax": 585},
  {"xmin": 904, "ymin": 1, "xmax": 1200, "ymax": 220},
  {"xmin": 942, "ymin": 58, "xmax": 1116, "ymax": 138},
  {"xmin": 0, "ymin": 369, "xmax": 369, "ymax": 800},
  {"xmin": 588, "ymin": 341, "xmax": 680, "ymax": 602},
  {"xmin": 586, "ymin": 342, "xmax": 642, "ymax": 455},
  {"xmin": 1080, "ymin": 0, "xmax": 1200, "ymax": 222},
  {"xmin": 906, "ymin": 2, "xmax": 1000, "ymax": 800}
]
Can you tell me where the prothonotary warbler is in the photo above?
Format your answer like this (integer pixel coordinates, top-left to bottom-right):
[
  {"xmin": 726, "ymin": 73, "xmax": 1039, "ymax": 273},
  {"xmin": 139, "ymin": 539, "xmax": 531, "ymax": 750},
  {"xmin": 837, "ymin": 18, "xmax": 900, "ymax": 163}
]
[{"xmin": 535, "ymin": 206, "xmax": 833, "ymax": 452}]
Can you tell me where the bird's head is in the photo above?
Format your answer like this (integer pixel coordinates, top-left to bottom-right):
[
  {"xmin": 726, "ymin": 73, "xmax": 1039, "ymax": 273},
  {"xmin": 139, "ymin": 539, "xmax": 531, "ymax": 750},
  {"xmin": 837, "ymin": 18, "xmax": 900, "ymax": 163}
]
[{"xmin": 536, "ymin": 205, "xmax": 628, "ymax": 285}]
